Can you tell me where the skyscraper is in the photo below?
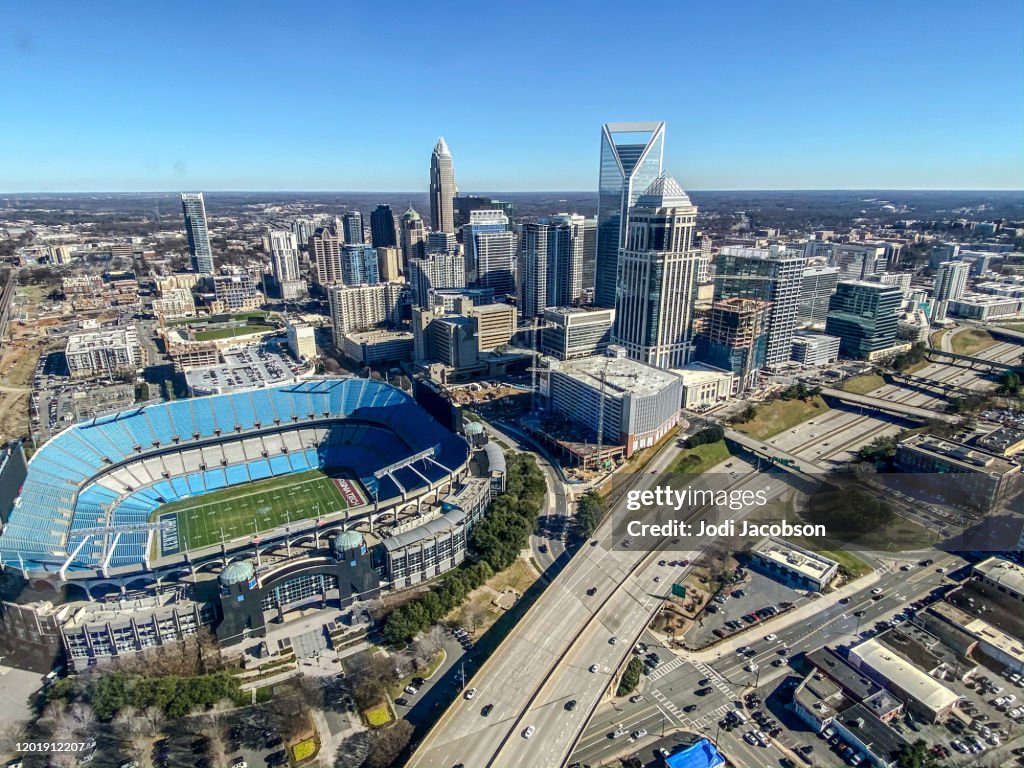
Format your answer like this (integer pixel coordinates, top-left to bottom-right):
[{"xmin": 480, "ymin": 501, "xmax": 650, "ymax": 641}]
[
  {"xmin": 612, "ymin": 173, "xmax": 702, "ymax": 369},
  {"xmin": 267, "ymin": 230, "xmax": 305, "ymax": 300},
  {"xmin": 181, "ymin": 192, "xmax": 214, "ymax": 274},
  {"xmin": 430, "ymin": 137, "xmax": 457, "ymax": 234},
  {"xmin": 370, "ymin": 204, "xmax": 398, "ymax": 249},
  {"xmin": 581, "ymin": 216, "xmax": 597, "ymax": 298},
  {"xmin": 594, "ymin": 122, "xmax": 665, "ymax": 308},
  {"xmin": 342, "ymin": 211, "xmax": 364, "ymax": 244},
  {"xmin": 931, "ymin": 260, "xmax": 970, "ymax": 322},
  {"xmin": 308, "ymin": 227, "xmax": 343, "ymax": 287},
  {"xmin": 340, "ymin": 245, "xmax": 379, "ymax": 286},
  {"xmin": 798, "ymin": 266, "xmax": 840, "ymax": 327},
  {"xmin": 714, "ymin": 245, "xmax": 806, "ymax": 368},
  {"xmin": 825, "ymin": 281, "xmax": 901, "ymax": 360},
  {"xmin": 518, "ymin": 214, "xmax": 585, "ymax": 319},
  {"xmin": 464, "ymin": 210, "xmax": 515, "ymax": 296},
  {"xmin": 400, "ymin": 206, "xmax": 426, "ymax": 273},
  {"xmin": 694, "ymin": 298, "xmax": 771, "ymax": 392},
  {"xmin": 409, "ymin": 251, "xmax": 466, "ymax": 307}
]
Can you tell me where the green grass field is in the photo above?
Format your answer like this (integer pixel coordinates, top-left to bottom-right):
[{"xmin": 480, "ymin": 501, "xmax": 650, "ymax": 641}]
[
  {"xmin": 153, "ymin": 469, "xmax": 354, "ymax": 552},
  {"xmin": 733, "ymin": 396, "xmax": 830, "ymax": 440},
  {"xmin": 193, "ymin": 323, "xmax": 275, "ymax": 341}
]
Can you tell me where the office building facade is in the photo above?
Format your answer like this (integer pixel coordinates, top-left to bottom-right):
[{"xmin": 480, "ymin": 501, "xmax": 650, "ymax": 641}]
[
  {"xmin": 340, "ymin": 244, "xmax": 379, "ymax": 286},
  {"xmin": 541, "ymin": 307, "xmax": 615, "ymax": 360},
  {"xmin": 341, "ymin": 211, "xmax": 364, "ymax": 244},
  {"xmin": 694, "ymin": 297, "xmax": 771, "ymax": 392},
  {"xmin": 327, "ymin": 283, "xmax": 407, "ymax": 335},
  {"xmin": 181, "ymin": 192, "xmax": 214, "ymax": 274},
  {"xmin": 429, "ymin": 137, "xmax": 457, "ymax": 234},
  {"xmin": 798, "ymin": 266, "xmax": 839, "ymax": 326},
  {"xmin": 825, "ymin": 281, "xmax": 902, "ymax": 360},
  {"xmin": 409, "ymin": 251, "xmax": 466, "ymax": 307},
  {"xmin": 370, "ymin": 204, "xmax": 399, "ymax": 249}
]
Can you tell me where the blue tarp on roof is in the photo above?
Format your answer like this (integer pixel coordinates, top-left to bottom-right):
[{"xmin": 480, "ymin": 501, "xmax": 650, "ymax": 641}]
[{"xmin": 665, "ymin": 738, "xmax": 726, "ymax": 768}]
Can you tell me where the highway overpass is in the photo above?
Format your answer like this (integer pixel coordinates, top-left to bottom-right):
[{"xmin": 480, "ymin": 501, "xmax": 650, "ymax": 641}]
[
  {"xmin": 926, "ymin": 348, "xmax": 1013, "ymax": 371},
  {"xmin": 820, "ymin": 387, "xmax": 958, "ymax": 423}
]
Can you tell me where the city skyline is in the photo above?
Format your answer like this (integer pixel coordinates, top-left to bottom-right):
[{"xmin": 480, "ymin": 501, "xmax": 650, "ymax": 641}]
[{"xmin": 2, "ymin": 1, "xmax": 1022, "ymax": 193}]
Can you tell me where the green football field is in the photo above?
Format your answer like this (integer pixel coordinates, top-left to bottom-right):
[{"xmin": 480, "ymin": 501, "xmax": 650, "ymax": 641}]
[{"xmin": 151, "ymin": 469, "xmax": 364, "ymax": 554}]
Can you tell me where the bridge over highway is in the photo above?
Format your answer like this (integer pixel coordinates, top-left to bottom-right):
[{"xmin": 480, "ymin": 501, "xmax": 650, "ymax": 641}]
[
  {"xmin": 820, "ymin": 387, "xmax": 958, "ymax": 423},
  {"xmin": 926, "ymin": 348, "xmax": 1014, "ymax": 371}
]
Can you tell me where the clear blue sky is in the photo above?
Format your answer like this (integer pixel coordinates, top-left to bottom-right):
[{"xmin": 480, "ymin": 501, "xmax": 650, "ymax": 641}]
[{"xmin": 2, "ymin": 0, "xmax": 1022, "ymax": 192}]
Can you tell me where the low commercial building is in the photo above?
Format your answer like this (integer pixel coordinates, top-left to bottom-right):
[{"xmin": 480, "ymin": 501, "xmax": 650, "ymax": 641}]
[
  {"xmin": 976, "ymin": 426, "xmax": 1024, "ymax": 457},
  {"xmin": 748, "ymin": 537, "xmax": 839, "ymax": 591},
  {"xmin": 671, "ymin": 363, "xmax": 734, "ymax": 410},
  {"xmin": 543, "ymin": 349, "xmax": 682, "ymax": 457},
  {"xmin": 790, "ymin": 332, "xmax": 841, "ymax": 366},
  {"xmin": 65, "ymin": 327, "xmax": 143, "ymax": 378},
  {"xmin": 973, "ymin": 556, "xmax": 1024, "ymax": 603},
  {"xmin": 847, "ymin": 638, "xmax": 960, "ymax": 723},
  {"xmin": 894, "ymin": 434, "xmax": 1022, "ymax": 510},
  {"xmin": 540, "ymin": 306, "xmax": 615, "ymax": 360},
  {"xmin": 152, "ymin": 287, "xmax": 196, "ymax": 320},
  {"xmin": 947, "ymin": 293, "xmax": 1024, "ymax": 321},
  {"xmin": 339, "ymin": 329, "xmax": 414, "ymax": 366}
]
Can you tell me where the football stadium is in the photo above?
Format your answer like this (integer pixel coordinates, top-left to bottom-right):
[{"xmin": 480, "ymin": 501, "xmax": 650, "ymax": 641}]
[{"xmin": 0, "ymin": 378, "xmax": 502, "ymax": 668}]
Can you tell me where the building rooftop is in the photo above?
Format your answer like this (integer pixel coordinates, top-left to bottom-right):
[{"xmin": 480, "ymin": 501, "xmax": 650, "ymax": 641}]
[
  {"xmin": 795, "ymin": 671, "xmax": 843, "ymax": 722},
  {"xmin": 554, "ymin": 354, "xmax": 681, "ymax": 398},
  {"xmin": 851, "ymin": 638, "xmax": 960, "ymax": 714},
  {"xmin": 184, "ymin": 341, "xmax": 307, "ymax": 393},
  {"xmin": 343, "ymin": 329, "xmax": 415, "ymax": 343},
  {"xmin": 751, "ymin": 537, "xmax": 839, "ymax": 582},
  {"xmin": 671, "ymin": 363, "xmax": 734, "ymax": 385},
  {"xmin": 974, "ymin": 556, "xmax": 1024, "ymax": 597},
  {"xmin": 792, "ymin": 332, "xmax": 841, "ymax": 344},
  {"xmin": 976, "ymin": 426, "xmax": 1024, "ymax": 456},
  {"xmin": 835, "ymin": 702, "xmax": 908, "ymax": 763},
  {"xmin": 807, "ymin": 647, "xmax": 883, "ymax": 702},
  {"xmin": 65, "ymin": 327, "xmax": 136, "ymax": 353},
  {"xmin": 899, "ymin": 434, "xmax": 1019, "ymax": 476}
]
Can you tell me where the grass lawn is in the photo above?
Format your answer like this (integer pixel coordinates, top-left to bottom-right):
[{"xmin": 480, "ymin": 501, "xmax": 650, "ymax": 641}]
[
  {"xmin": 391, "ymin": 649, "xmax": 446, "ymax": 697},
  {"xmin": 951, "ymin": 328, "xmax": 996, "ymax": 356},
  {"xmin": 363, "ymin": 704, "xmax": 392, "ymax": 727},
  {"xmin": 151, "ymin": 468, "xmax": 359, "ymax": 552},
  {"xmin": 193, "ymin": 323, "xmax": 275, "ymax": 341},
  {"xmin": 841, "ymin": 374, "xmax": 886, "ymax": 395},
  {"xmin": 448, "ymin": 557, "xmax": 541, "ymax": 636},
  {"xmin": 901, "ymin": 359, "xmax": 932, "ymax": 374},
  {"xmin": 670, "ymin": 441, "xmax": 732, "ymax": 476},
  {"xmin": 488, "ymin": 557, "xmax": 541, "ymax": 595},
  {"xmin": 733, "ymin": 396, "xmax": 829, "ymax": 440}
]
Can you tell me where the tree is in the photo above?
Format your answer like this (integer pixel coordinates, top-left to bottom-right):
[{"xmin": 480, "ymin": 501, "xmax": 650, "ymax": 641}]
[
  {"xmin": 738, "ymin": 404, "xmax": 757, "ymax": 423},
  {"xmin": 363, "ymin": 720, "xmax": 414, "ymax": 768},
  {"xmin": 616, "ymin": 657, "xmax": 643, "ymax": 697},
  {"xmin": 576, "ymin": 491, "xmax": 605, "ymax": 538},
  {"xmin": 894, "ymin": 739, "xmax": 941, "ymax": 768}
]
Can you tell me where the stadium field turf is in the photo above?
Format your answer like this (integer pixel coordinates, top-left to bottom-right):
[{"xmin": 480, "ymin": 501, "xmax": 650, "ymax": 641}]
[{"xmin": 150, "ymin": 469, "xmax": 361, "ymax": 553}]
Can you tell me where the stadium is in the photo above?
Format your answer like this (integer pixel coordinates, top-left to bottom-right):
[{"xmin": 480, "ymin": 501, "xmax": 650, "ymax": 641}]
[{"xmin": 0, "ymin": 378, "xmax": 500, "ymax": 667}]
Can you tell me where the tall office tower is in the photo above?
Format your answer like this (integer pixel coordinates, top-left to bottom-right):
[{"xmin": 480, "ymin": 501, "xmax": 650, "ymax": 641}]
[
  {"xmin": 833, "ymin": 243, "xmax": 887, "ymax": 281},
  {"xmin": 409, "ymin": 251, "xmax": 466, "ymax": 306},
  {"xmin": 929, "ymin": 242, "xmax": 961, "ymax": 269},
  {"xmin": 798, "ymin": 266, "xmax": 840, "ymax": 326},
  {"xmin": 370, "ymin": 204, "xmax": 399, "ymax": 248},
  {"xmin": 429, "ymin": 137, "xmax": 457, "ymax": 234},
  {"xmin": 825, "ymin": 281, "xmax": 902, "ymax": 360},
  {"xmin": 714, "ymin": 245, "xmax": 806, "ymax": 368},
  {"xmin": 697, "ymin": 234, "xmax": 713, "ymax": 284},
  {"xmin": 541, "ymin": 306, "xmax": 615, "ymax": 360},
  {"xmin": 267, "ymin": 230, "xmax": 305, "ymax": 299},
  {"xmin": 581, "ymin": 216, "xmax": 597, "ymax": 298},
  {"xmin": 694, "ymin": 298, "xmax": 771, "ymax": 392},
  {"xmin": 425, "ymin": 231, "xmax": 458, "ymax": 254},
  {"xmin": 341, "ymin": 211, "xmax": 364, "ymax": 244},
  {"xmin": 464, "ymin": 210, "xmax": 515, "ymax": 296},
  {"xmin": 180, "ymin": 192, "xmax": 214, "ymax": 274},
  {"xmin": 519, "ymin": 214, "xmax": 586, "ymax": 319},
  {"xmin": 875, "ymin": 271, "xmax": 913, "ymax": 298},
  {"xmin": 400, "ymin": 207, "xmax": 426, "ymax": 273},
  {"xmin": 377, "ymin": 246, "xmax": 402, "ymax": 282},
  {"xmin": 594, "ymin": 121, "xmax": 665, "ymax": 308},
  {"xmin": 612, "ymin": 173, "xmax": 701, "ymax": 369},
  {"xmin": 308, "ymin": 227, "xmax": 344, "ymax": 287},
  {"xmin": 340, "ymin": 244, "xmax": 379, "ymax": 286},
  {"xmin": 931, "ymin": 260, "xmax": 970, "ymax": 322},
  {"xmin": 292, "ymin": 217, "xmax": 318, "ymax": 248}
]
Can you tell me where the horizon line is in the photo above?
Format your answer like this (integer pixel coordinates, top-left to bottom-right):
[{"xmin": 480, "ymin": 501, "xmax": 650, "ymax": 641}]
[{"xmin": 2, "ymin": 188, "xmax": 1023, "ymax": 196}]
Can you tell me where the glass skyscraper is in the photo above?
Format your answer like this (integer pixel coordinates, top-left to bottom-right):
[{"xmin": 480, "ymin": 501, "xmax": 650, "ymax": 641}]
[
  {"xmin": 594, "ymin": 122, "xmax": 665, "ymax": 308},
  {"xmin": 430, "ymin": 137, "xmax": 457, "ymax": 234},
  {"xmin": 181, "ymin": 192, "xmax": 214, "ymax": 274},
  {"xmin": 370, "ymin": 204, "xmax": 398, "ymax": 248}
]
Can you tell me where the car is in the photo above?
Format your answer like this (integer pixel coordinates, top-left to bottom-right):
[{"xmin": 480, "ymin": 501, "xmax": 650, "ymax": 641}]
[
  {"xmin": 658, "ymin": 560, "xmax": 667, "ymax": 566},
  {"xmin": 683, "ymin": 704, "xmax": 698, "ymax": 712},
  {"xmin": 609, "ymin": 636, "xmax": 619, "ymax": 645},
  {"xmin": 696, "ymin": 687, "xmax": 713, "ymax": 696},
  {"xmin": 612, "ymin": 727, "xmax": 626, "ymax": 738},
  {"xmin": 654, "ymin": 575, "xmax": 661, "ymax": 582},
  {"xmin": 464, "ymin": 687, "xmax": 477, "ymax": 699},
  {"xmin": 764, "ymin": 633, "xmax": 777, "ymax": 642},
  {"xmin": 405, "ymin": 685, "xmax": 418, "ymax": 695},
  {"xmin": 839, "ymin": 597, "xmax": 850, "ymax": 604},
  {"xmin": 744, "ymin": 731, "xmax": 758, "ymax": 745},
  {"xmin": 871, "ymin": 588, "xmax": 883, "ymax": 595},
  {"xmin": 395, "ymin": 697, "xmax": 408, "ymax": 706},
  {"xmin": 631, "ymin": 728, "xmax": 648, "ymax": 740},
  {"xmin": 589, "ymin": 664, "xmax": 600, "ymax": 673},
  {"xmin": 231, "ymin": 761, "xmax": 247, "ymax": 768},
  {"xmin": 481, "ymin": 703, "xmax": 493, "ymax": 716},
  {"xmin": 586, "ymin": 586, "xmax": 597, "ymax": 596},
  {"xmin": 854, "ymin": 610, "xmax": 866, "ymax": 617},
  {"xmin": 629, "ymin": 694, "xmax": 645, "ymax": 703},
  {"xmin": 522, "ymin": 725, "xmax": 535, "ymax": 739},
  {"xmin": 951, "ymin": 740, "xmax": 968, "ymax": 753},
  {"xmin": 538, "ymin": 544, "xmax": 547, "ymax": 553},
  {"xmin": 565, "ymin": 699, "xmax": 577, "ymax": 711}
]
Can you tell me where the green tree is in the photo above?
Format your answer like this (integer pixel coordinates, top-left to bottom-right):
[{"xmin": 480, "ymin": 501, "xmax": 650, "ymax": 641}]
[{"xmin": 616, "ymin": 657, "xmax": 643, "ymax": 697}]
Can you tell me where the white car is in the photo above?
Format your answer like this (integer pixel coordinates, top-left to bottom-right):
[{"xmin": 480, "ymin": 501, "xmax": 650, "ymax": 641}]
[
  {"xmin": 522, "ymin": 725, "xmax": 535, "ymax": 739},
  {"xmin": 744, "ymin": 731, "xmax": 758, "ymax": 745},
  {"xmin": 764, "ymin": 633, "xmax": 777, "ymax": 642},
  {"xmin": 631, "ymin": 728, "xmax": 648, "ymax": 740},
  {"xmin": 609, "ymin": 636, "xmax": 619, "ymax": 645},
  {"xmin": 871, "ymin": 588, "xmax": 883, "ymax": 595},
  {"xmin": 464, "ymin": 687, "xmax": 477, "ymax": 700},
  {"xmin": 745, "ymin": 662, "xmax": 759, "ymax": 673},
  {"xmin": 589, "ymin": 664, "xmax": 600, "ymax": 673}
]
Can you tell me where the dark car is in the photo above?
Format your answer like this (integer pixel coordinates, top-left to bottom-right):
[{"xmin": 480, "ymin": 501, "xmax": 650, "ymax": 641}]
[
  {"xmin": 266, "ymin": 750, "xmax": 288, "ymax": 766},
  {"xmin": 395, "ymin": 697, "xmax": 409, "ymax": 706},
  {"xmin": 412, "ymin": 677, "xmax": 426, "ymax": 686},
  {"xmin": 696, "ymin": 687, "xmax": 713, "ymax": 696},
  {"xmin": 266, "ymin": 736, "xmax": 283, "ymax": 749},
  {"xmin": 481, "ymin": 703, "xmax": 493, "ymax": 716},
  {"xmin": 565, "ymin": 699, "xmax": 577, "ymax": 711},
  {"xmin": 586, "ymin": 587, "xmax": 597, "ymax": 596},
  {"xmin": 683, "ymin": 704, "xmax": 698, "ymax": 712}
]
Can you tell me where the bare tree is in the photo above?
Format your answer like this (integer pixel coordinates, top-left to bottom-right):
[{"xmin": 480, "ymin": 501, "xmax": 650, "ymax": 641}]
[
  {"xmin": 364, "ymin": 721, "xmax": 414, "ymax": 768},
  {"xmin": 40, "ymin": 700, "xmax": 75, "ymax": 740},
  {"xmin": 414, "ymin": 625, "xmax": 446, "ymax": 665},
  {"xmin": 68, "ymin": 703, "xmax": 96, "ymax": 739},
  {"xmin": 139, "ymin": 705, "xmax": 164, "ymax": 737},
  {"xmin": 0, "ymin": 720, "xmax": 26, "ymax": 757},
  {"xmin": 462, "ymin": 603, "xmax": 487, "ymax": 633}
]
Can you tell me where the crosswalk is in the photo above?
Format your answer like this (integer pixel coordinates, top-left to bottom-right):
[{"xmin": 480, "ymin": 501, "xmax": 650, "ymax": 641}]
[
  {"xmin": 693, "ymin": 659, "xmax": 734, "ymax": 699},
  {"xmin": 648, "ymin": 687, "xmax": 686, "ymax": 724},
  {"xmin": 645, "ymin": 654, "xmax": 687, "ymax": 683}
]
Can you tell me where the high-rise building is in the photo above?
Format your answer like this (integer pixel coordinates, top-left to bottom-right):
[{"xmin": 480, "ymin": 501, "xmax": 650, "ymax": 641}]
[
  {"xmin": 541, "ymin": 307, "xmax": 615, "ymax": 360},
  {"xmin": 612, "ymin": 173, "xmax": 702, "ymax": 370},
  {"xmin": 465, "ymin": 210, "xmax": 515, "ymax": 298},
  {"xmin": 341, "ymin": 244, "xmax": 379, "ymax": 286},
  {"xmin": 694, "ymin": 298, "xmax": 771, "ymax": 392},
  {"xmin": 518, "ymin": 214, "xmax": 585, "ymax": 319},
  {"xmin": 425, "ymin": 231, "xmax": 458, "ymax": 254},
  {"xmin": 292, "ymin": 217, "xmax": 318, "ymax": 248},
  {"xmin": 341, "ymin": 211, "xmax": 364, "ymax": 244},
  {"xmin": 454, "ymin": 195, "xmax": 514, "ymax": 228},
  {"xmin": 931, "ymin": 260, "xmax": 970, "ymax": 322},
  {"xmin": 875, "ymin": 271, "xmax": 914, "ymax": 298},
  {"xmin": 370, "ymin": 204, "xmax": 399, "ymax": 249},
  {"xmin": 834, "ymin": 243, "xmax": 886, "ymax": 281},
  {"xmin": 714, "ymin": 245, "xmax": 806, "ymax": 368},
  {"xmin": 581, "ymin": 216, "xmax": 597, "ymax": 298},
  {"xmin": 328, "ymin": 282, "xmax": 407, "ymax": 335},
  {"xmin": 798, "ymin": 266, "xmax": 839, "ymax": 326},
  {"xmin": 377, "ymin": 246, "xmax": 402, "ymax": 282},
  {"xmin": 409, "ymin": 251, "xmax": 465, "ymax": 307},
  {"xmin": 594, "ymin": 121, "xmax": 665, "ymax": 308},
  {"xmin": 429, "ymin": 137, "xmax": 457, "ymax": 234},
  {"xmin": 212, "ymin": 274, "xmax": 261, "ymax": 312},
  {"xmin": 825, "ymin": 281, "xmax": 902, "ymax": 360},
  {"xmin": 308, "ymin": 227, "xmax": 343, "ymax": 287},
  {"xmin": 181, "ymin": 192, "xmax": 214, "ymax": 274},
  {"xmin": 400, "ymin": 207, "xmax": 426, "ymax": 273},
  {"xmin": 267, "ymin": 230, "xmax": 305, "ymax": 300},
  {"xmin": 929, "ymin": 243, "xmax": 961, "ymax": 269}
]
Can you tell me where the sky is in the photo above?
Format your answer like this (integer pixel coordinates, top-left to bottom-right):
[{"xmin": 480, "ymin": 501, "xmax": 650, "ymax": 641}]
[{"xmin": 2, "ymin": 0, "xmax": 1022, "ymax": 192}]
